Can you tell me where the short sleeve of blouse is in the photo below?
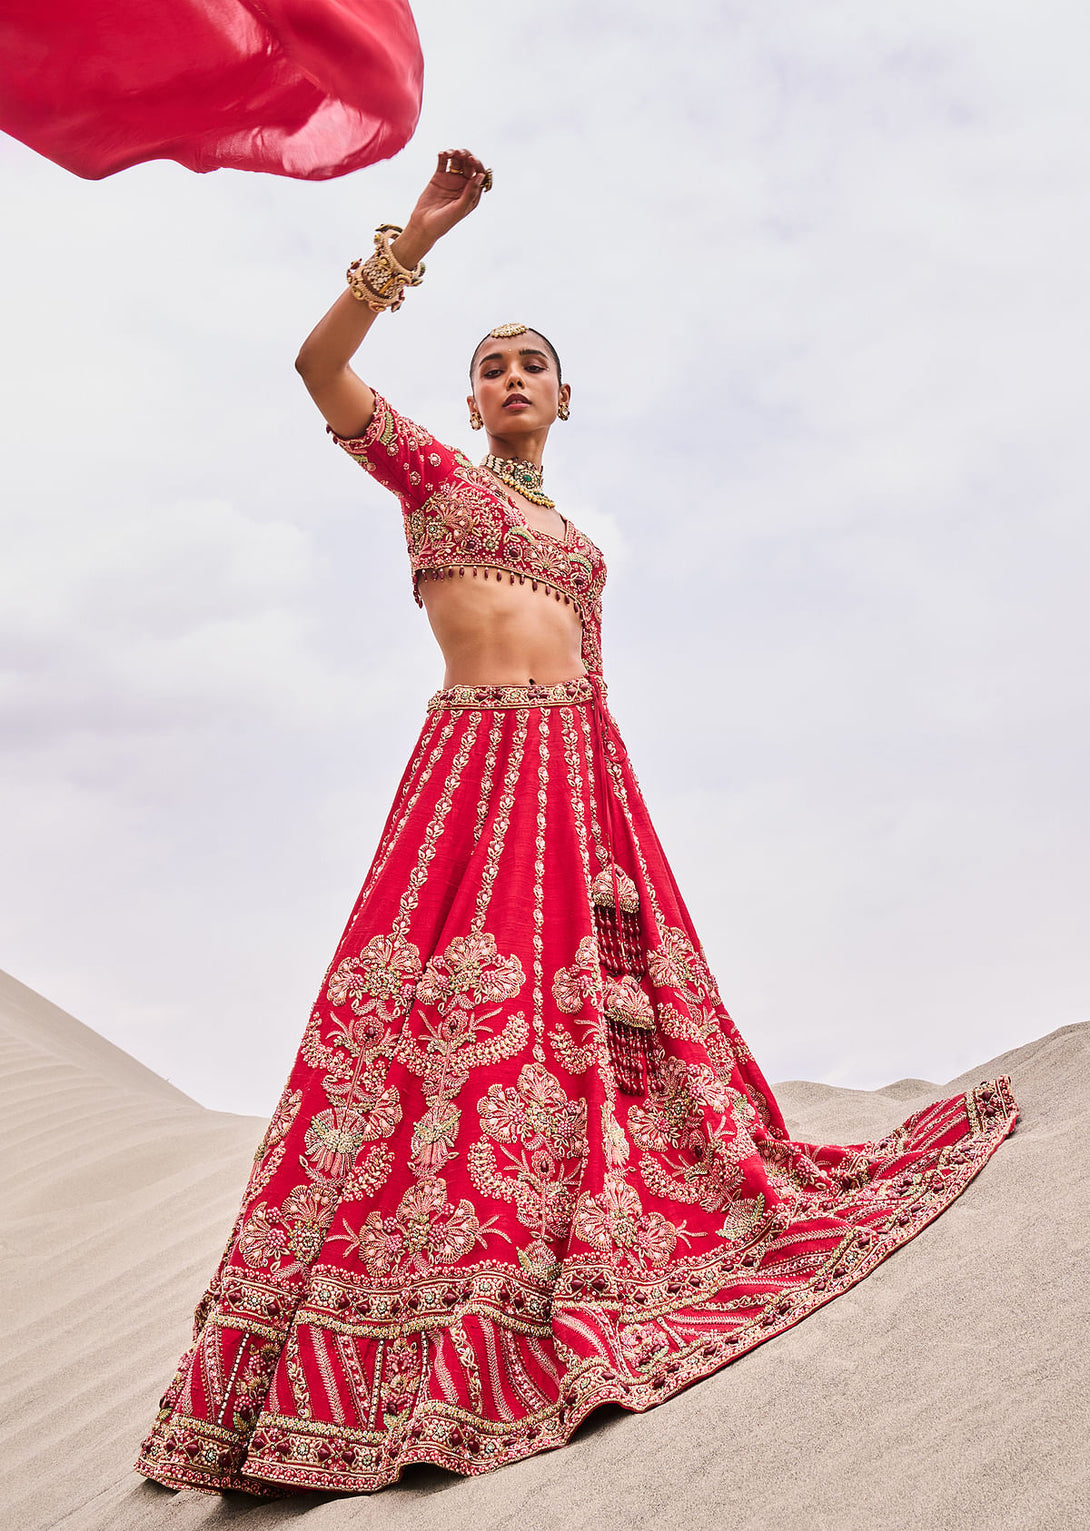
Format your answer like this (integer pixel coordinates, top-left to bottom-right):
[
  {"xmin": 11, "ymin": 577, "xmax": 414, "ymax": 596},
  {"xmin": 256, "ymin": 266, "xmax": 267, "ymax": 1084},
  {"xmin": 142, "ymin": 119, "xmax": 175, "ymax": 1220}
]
[{"xmin": 327, "ymin": 391, "xmax": 468, "ymax": 513}]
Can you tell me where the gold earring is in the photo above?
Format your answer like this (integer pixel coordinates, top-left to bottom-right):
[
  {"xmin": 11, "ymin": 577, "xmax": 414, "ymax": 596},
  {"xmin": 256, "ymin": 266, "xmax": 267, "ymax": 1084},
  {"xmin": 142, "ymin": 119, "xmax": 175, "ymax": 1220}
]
[
  {"xmin": 557, "ymin": 400, "xmax": 570, "ymax": 421},
  {"xmin": 470, "ymin": 408, "xmax": 483, "ymax": 431}
]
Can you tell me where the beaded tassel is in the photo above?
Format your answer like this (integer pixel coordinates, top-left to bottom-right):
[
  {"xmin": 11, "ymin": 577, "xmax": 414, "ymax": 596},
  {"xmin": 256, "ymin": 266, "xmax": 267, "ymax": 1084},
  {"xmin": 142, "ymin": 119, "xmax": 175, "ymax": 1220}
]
[
  {"xmin": 607, "ymin": 1013, "xmax": 656, "ymax": 1095},
  {"xmin": 597, "ymin": 875, "xmax": 655, "ymax": 1090},
  {"xmin": 595, "ymin": 873, "xmax": 657, "ymax": 1095},
  {"xmin": 591, "ymin": 863, "xmax": 645, "ymax": 977},
  {"xmin": 602, "ymin": 972, "xmax": 659, "ymax": 1096}
]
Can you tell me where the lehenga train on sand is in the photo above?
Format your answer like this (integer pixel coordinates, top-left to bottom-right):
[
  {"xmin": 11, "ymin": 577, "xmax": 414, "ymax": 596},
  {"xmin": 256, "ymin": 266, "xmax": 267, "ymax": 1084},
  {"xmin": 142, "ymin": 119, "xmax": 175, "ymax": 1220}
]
[{"xmin": 137, "ymin": 396, "xmax": 1018, "ymax": 1495}]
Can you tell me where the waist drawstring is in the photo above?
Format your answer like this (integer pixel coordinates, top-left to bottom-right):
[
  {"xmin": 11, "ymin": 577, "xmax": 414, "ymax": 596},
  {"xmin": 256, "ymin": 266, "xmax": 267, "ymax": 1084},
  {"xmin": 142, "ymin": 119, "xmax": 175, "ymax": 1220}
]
[
  {"xmin": 586, "ymin": 673, "xmax": 659, "ymax": 1096},
  {"xmin": 588, "ymin": 672, "xmax": 623, "ymax": 923}
]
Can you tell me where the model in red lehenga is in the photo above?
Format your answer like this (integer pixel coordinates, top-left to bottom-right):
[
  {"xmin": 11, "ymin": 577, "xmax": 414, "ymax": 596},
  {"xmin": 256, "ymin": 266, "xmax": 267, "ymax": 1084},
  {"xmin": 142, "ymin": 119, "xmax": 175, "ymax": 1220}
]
[{"xmin": 137, "ymin": 151, "xmax": 1017, "ymax": 1497}]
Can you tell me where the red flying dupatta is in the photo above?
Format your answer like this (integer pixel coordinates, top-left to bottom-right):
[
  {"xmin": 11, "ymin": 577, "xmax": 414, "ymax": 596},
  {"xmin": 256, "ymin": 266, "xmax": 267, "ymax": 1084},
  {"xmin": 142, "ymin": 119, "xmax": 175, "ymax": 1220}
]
[{"xmin": 0, "ymin": 0, "xmax": 423, "ymax": 180}]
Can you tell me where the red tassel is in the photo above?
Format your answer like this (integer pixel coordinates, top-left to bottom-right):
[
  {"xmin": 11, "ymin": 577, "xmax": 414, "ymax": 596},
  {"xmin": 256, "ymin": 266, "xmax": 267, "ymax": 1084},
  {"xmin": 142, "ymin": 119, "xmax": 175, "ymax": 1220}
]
[
  {"xmin": 592, "ymin": 864, "xmax": 646, "ymax": 977},
  {"xmin": 594, "ymin": 905, "xmax": 646, "ymax": 976},
  {"xmin": 607, "ymin": 1015, "xmax": 650, "ymax": 1095}
]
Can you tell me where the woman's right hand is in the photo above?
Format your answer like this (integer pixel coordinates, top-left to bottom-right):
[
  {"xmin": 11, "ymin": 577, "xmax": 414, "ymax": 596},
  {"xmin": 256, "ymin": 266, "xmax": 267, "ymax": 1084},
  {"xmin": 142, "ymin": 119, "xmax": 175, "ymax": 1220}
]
[{"xmin": 393, "ymin": 149, "xmax": 489, "ymax": 266}]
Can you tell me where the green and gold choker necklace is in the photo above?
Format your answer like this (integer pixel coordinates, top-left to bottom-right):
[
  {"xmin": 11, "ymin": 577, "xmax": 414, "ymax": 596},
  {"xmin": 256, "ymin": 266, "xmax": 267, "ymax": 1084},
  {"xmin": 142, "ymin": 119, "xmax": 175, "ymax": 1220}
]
[{"xmin": 481, "ymin": 453, "xmax": 555, "ymax": 509}]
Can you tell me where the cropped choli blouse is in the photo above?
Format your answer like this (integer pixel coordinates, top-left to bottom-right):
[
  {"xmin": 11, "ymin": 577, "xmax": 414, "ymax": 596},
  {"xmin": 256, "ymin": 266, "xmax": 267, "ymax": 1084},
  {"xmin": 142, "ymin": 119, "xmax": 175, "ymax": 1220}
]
[{"xmin": 329, "ymin": 391, "xmax": 608, "ymax": 676}]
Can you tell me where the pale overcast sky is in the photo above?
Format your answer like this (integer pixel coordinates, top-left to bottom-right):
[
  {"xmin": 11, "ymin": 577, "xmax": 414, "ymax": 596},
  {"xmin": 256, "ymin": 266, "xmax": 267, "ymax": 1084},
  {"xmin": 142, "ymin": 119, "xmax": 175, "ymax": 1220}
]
[{"xmin": 2, "ymin": 2, "xmax": 1088, "ymax": 1113}]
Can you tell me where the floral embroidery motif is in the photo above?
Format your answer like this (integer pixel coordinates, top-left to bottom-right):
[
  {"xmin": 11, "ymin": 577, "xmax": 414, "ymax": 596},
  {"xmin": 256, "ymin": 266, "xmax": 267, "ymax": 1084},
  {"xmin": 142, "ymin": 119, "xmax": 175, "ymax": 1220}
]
[
  {"xmin": 552, "ymin": 936, "xmax": 603, "ymax": 1016},
  {"xmin": 409, "ymin": 1099, "xmax": 462, "ymax": 1179},
  {"xmin": 399, "ymin": 933, "xmax": 529, "ymax": 1098},
  {"xmin": 302, "ymin": 1095, "xmax": 400, "ymax": 1180},
  {"xmin": 417, "ymin": 933, "xmax": 525, "ymax": 1015},
  {"xmin": 628, "ymin": 1058, "xmax": 705, "ymax": 1153},
  {"xmin": 620, "ymin": 1320, "xmax": 672, "ymax": 1370},
  {"xmin": 647, "ymin": 926, "xmax": 715, "ymax": 1002},
  {"xmin": 629, "ymin": 1056, "xmax": 756, "ymax": 1213},
  {"xmin": 548, "ymin": 1023, "xmax": 596, "ymax": 1077},
  {"xmin": 238, "ymin": 1184, "xmax": 337, "ymax": 1270},
  {"xmin": 531, "ymin": 709, "xmax": 550, "ymax": 1061},
  {"xmin": 332, "ymin": 1178, "xmax": 496, "ymax": 1278},
  {"xmin": 573, "ymin": 1178, "xmax": 685, "ymax": 1268},
  {"xmin": 339, "ymin": 1146, "xmax": 395, "ymax": 1201},
  {"xmin": 327, "ymin": 933, "xmax": 422, "ymax": 1015},
  {"xmin": 469, "ymin": 1063, "xmax": 588, "ymax": 1276}
]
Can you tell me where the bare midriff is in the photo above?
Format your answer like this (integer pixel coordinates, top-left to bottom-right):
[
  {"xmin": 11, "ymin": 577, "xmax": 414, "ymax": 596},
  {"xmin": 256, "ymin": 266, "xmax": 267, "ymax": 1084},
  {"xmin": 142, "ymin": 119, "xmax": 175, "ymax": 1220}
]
[{"xmin": 419, "ymin": 570, "xmax": 587, "ymax": 688}]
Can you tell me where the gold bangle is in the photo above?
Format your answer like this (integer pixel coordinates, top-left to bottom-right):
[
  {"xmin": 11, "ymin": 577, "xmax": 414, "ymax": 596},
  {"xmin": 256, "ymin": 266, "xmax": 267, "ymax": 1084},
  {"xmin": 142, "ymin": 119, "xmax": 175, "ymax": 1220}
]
[
  {"xmin": 347, "ymin": 253, "xmax": 403, "ymax": 311},
  {"xmin": 373, "ymin": 223, "xmax": 425, "ymax": 286},
  {"xmin": 345, "ymin": 224, "xmax": 426, "ymax": 313}
]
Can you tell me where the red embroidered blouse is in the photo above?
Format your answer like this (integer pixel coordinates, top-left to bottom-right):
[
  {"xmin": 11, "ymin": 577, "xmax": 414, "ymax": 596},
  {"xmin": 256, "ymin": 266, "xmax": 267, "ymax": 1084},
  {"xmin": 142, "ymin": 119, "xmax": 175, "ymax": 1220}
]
[{"xmin": 329, "ymin": 392, "xmax": 607, "ymax": 676}]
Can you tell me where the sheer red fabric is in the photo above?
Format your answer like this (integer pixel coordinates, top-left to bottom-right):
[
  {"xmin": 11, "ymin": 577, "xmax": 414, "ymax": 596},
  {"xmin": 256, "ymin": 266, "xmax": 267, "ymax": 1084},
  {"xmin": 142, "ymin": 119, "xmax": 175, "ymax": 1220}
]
[{"xmin": 0, "ymin": 0, "xmax": 422, "ymax": 180}]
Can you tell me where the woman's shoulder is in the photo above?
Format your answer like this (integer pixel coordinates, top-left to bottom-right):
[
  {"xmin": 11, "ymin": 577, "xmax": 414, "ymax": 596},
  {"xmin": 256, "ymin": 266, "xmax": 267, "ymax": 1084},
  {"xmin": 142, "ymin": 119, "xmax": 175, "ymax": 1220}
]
[
  {"xmin": 328, "ymin": 389, "xmax": 457, "ymax": 458},
  {"xmin": 328, "ymin": 390, "xmax": 478, "ymax": 500}
]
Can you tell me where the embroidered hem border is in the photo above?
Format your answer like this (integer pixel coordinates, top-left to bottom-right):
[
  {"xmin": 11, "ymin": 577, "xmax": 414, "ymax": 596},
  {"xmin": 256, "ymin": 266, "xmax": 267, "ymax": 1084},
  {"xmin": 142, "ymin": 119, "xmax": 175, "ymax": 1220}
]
[{"xmin": 135, "ymin": 1076, "xmax": 1016, "ymax": 1497}]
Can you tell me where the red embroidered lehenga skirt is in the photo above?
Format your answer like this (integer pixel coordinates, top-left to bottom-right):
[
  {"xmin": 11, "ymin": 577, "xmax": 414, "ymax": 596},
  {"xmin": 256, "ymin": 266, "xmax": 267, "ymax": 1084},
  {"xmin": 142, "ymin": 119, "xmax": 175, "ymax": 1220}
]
[{"xmin": 137, "ymin": 673, "xmax": 1017, "ymax": 1495}]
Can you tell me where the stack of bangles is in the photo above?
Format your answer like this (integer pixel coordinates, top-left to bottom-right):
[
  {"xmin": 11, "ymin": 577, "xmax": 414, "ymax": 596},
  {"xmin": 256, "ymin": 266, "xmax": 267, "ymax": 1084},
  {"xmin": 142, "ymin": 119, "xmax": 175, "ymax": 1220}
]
[{"xmin": 346, "ymin": 224, "xmax": 425, "ymax": 313}]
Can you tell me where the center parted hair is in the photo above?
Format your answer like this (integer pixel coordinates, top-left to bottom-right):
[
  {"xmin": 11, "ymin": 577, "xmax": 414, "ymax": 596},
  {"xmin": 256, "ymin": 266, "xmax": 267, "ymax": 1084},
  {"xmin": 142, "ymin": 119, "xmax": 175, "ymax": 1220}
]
[{"xmin": 470, "ymin": 322, "xmax": 562, "ymax": 385}]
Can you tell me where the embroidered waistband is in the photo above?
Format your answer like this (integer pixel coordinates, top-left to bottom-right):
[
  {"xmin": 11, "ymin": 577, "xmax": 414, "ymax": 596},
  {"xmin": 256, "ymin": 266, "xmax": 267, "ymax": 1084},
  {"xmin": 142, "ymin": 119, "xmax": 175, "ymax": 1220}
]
[{"xmin": 426, "ymin": 676, "xmax": 597, "ymax": 712}]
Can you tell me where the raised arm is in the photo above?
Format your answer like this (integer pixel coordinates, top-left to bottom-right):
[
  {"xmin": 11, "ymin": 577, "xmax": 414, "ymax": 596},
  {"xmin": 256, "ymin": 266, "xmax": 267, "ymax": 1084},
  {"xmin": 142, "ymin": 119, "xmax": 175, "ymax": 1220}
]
[{"xmin": 294, "ymin": 149, "xmax": 490, "ymax": 441}]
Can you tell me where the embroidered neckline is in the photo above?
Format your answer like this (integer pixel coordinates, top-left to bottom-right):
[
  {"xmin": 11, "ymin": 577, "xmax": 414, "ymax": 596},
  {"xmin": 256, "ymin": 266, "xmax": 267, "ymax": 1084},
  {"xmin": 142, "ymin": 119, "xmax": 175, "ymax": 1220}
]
[{"xmin": 471, "ymin": 466, "xmax": 572, "ymax": 547}]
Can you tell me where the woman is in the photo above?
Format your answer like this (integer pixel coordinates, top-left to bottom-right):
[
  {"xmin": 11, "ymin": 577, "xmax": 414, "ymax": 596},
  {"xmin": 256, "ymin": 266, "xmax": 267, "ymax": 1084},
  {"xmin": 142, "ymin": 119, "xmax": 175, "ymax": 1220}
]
[{"xmin": 137, "ymin": 150, "xmax": 1017, "ymax": 1496}]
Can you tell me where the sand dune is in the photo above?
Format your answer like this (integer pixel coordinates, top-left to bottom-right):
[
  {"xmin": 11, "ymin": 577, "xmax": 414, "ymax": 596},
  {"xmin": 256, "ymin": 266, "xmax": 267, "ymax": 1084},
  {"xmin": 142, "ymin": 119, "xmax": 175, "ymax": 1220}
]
[{"xmin": 2, "ymin": 966, "xmax": 1086, "ymax": 1531}]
